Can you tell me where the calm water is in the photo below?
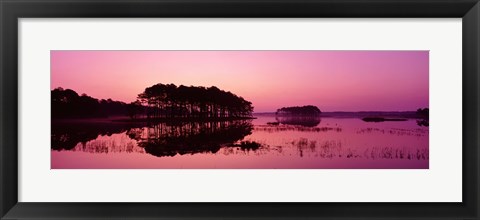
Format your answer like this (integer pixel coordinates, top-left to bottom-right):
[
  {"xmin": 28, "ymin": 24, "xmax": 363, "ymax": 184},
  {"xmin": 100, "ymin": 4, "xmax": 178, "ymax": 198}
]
[{"xmin": 51, "ymin": 115, "xmax": 428, "ymax": 169}]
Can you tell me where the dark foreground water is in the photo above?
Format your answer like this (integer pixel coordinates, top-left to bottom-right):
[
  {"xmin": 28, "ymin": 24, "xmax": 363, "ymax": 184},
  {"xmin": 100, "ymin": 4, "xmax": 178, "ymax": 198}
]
[{"xmin": 51, "ymin": 114, "xmax": 428, "ymax": 169}]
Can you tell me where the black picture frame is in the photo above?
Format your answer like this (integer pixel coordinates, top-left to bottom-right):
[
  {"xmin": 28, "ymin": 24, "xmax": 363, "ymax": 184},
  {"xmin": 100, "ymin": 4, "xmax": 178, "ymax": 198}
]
[{"xmin": 1, "ymin": 0, "xmax": 479, "ymax": 219}]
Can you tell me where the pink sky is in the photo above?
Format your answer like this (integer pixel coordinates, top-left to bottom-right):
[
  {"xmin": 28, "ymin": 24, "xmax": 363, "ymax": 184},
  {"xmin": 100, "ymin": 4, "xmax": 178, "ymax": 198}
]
[{"xmin": 51, "ymin": 50, "xmax": 428, "ymax": 112}]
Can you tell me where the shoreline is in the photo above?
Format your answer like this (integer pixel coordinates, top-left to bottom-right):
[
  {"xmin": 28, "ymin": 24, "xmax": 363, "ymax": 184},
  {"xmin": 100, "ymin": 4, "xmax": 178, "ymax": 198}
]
[
  {"xmin": 51, "ymin": 111, "xmax": 427, "ymax": 124},
  {"xmin": 52, "ymin": 116, "xmax": 257, "ymax": 124},
  {"xmin": 254, "ymin": 111, "xmax": 423, "ymax": 119}
]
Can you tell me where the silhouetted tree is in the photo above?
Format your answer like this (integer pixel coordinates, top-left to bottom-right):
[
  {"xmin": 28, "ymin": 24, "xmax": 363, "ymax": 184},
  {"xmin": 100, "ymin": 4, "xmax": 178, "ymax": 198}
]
[
  {"xmin": 52, "ymin": 87, "xmax": 132, "ymax": 118},
  {"xmin": 52, "ymin": 84, "xmax": 253, "ymax": 120},
  {"xmin": 416, "ymin": 108, "xmax": 429, "ymax": 127},
  {"xmin": 127, "ymin": 101, "xmax": 142, "ymax": 119},
  {"xmin": 136, "ymin": 83, "xmax": 254, "ymax": 119},
  {"xmin": 416, "ymin": 108, "xmax": 429, "ymax": 119}
]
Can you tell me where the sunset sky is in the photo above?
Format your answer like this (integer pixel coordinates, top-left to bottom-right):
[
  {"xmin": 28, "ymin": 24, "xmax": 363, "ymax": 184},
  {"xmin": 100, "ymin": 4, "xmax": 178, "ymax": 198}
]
[{"xmin": 51, "ymin": 50, "xmax": 428, "ymax": 112}]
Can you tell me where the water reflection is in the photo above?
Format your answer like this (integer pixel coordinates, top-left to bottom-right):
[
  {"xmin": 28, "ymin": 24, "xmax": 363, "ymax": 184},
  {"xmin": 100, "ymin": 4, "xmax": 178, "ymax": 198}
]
[
  {"xmin": 51, "ymin": 121, "xmax": 144, "ymax": 150},
  {"xmin": 287, "ymin": 138, "xmax": 428, "ymax": 160},
  {"xmin": 51, "ymin": 115, "xmax": 429, "ymax": 169},
  {"xmin": 255, "ymin": 125, "xmax": 342, "ymax": 133},
  {"xmin": 416, "ymin": 119, "xmax": 429, "ymax": 127},
  {"xmin": 52, "ymin": 120, "xmax": 258, "ymax": 157},
  {"xmin": 275, "ymin": 116, "xmax": 321, "ymax": 127},
  {"xmin": 127, "ymin": 120, "xmax": 254, "ymax": 157}
]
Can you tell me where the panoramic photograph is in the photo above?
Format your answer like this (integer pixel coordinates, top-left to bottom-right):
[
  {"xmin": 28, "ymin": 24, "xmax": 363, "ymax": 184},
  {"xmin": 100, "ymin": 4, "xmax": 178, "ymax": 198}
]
[{"xmin": 51, "ymin": 50, "xmax": 429, "ymax": 169}]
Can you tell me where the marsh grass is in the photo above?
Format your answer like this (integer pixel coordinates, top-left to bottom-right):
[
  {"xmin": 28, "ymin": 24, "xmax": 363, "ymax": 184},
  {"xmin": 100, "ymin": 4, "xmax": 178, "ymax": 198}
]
[
  {"xmin": 71, "ymin": 133, "xmax": 145, "ymax": 154},
  {"xmin": 356, "ymin": 127, "xmax": 427, "ymax": 137},
  {"xmin": 288, "ymin": 138, "xmax": 428, "ymax": 160},
  {"xmin": 66, "ymin": 127, "xmax": 428, "ymax": 162}
]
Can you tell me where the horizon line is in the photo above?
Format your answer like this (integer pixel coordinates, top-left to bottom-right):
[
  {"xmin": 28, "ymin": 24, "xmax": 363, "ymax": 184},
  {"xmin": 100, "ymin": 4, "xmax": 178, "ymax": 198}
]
[{"xmin": 253, "ymin": 110, "xmax": 425, "ymax": 114}]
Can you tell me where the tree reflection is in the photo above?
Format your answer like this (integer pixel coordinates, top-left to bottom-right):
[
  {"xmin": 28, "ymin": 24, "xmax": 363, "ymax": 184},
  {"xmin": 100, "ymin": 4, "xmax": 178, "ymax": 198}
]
[
  {"xmin": 128, "ymin": 120, "xmax": 254, "ymax": 157},
  {"xmin": 52, "ymin": 119, "xmax": 258, "ymax": 157},
  {"xmin": 51, "ymin": 121, "xmax": 145, "ymax": 150},
  {"xmin": 416, "ymin": 119, "xmax": 429, "ymax": 127},
  {"xmin": 275, "ymin": 116, "xmax": 321, "ymax": 127}
]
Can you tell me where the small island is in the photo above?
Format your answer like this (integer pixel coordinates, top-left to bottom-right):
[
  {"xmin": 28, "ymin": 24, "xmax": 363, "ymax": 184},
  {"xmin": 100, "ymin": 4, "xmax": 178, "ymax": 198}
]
[
  {"xmin": 361, "ymin": 108, "xmax": 428, "ymax": 125},
  {"xmin": 273, "ymin": 105, "xmax": 322, "ymax": 127},
  {"xmin": 275, "ymin": 105, "xmax": 321, "ymax": 116}
]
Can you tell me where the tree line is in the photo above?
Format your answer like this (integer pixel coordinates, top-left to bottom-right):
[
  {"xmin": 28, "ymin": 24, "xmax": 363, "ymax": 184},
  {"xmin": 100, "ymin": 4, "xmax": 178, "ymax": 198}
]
[
  {"xmin": 52, "ymin": 84, "xmax": 254, "ymax": 120},
  {"xmin": 135, "ymin": 83, "xmax": 253, "ymax": 119},
  {"xmin": 52, "ymin": 87, "xmax": 133, "ymax": 118}
]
